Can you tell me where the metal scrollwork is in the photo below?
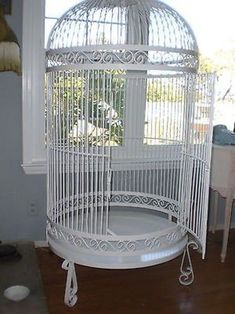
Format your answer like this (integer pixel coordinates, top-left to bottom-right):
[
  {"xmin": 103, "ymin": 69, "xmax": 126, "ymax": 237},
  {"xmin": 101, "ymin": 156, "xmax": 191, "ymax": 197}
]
[
  {"xmin": 110, "ymin": 193, "xmax": 179, "ymax": 215},
  {"xmin": 179, "ymin": 240, "xmax": 199, "ymax": 286},
  {"xmin": 48, "ymin": 220, "xmax": 183, "ymax": 254},
  {"xmin": 62, "ymin": 260, "xmax": 78, "ymax": 307},
  {"xmin": 47, "ymin": 49, "xmax": 198, "ymax": 70},
  {"xmin": 116, "ymin": 240, "xmax": 136, "ymax": 252},
  {"xmin": 145, "ymin": 237, "xmax": 161, "ymax": 249}
]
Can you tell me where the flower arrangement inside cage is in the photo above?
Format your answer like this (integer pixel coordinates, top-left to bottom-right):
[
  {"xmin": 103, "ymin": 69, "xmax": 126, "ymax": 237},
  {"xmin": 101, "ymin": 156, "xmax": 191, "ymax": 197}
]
[{"xmin": 46, "ymin": 0, "xmax": 215, "ymax": 307}]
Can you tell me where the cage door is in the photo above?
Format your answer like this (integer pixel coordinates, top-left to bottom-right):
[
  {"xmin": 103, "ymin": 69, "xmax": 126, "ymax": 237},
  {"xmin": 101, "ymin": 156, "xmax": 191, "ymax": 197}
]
[{"xmin": 178, "ymin": 73, "xmax": 215, "ymax": 257}]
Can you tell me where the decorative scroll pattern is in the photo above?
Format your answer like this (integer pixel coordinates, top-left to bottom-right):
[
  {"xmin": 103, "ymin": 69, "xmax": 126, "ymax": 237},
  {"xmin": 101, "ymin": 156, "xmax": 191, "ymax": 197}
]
[
  {"xmin": 110, "ymin": 193, "xmax": 179, "ymax": 216},
  {"xmin": 179, "ymin": 240, "xmax": 199, "ymax": 286},
  {"xmin": 47, "ymin": 49, "xmax": 198, "ymax": 70},
  {"xmin": 62, "ymin": 260, "xmax": 78, "ymax": 307},
  {"xmin": 48, "ymin": 193, "xmax": 109, "ymax": 220},
  {"xmin": 48, "ymin": 192, "xmax": 180, "ymax": 222},
  {"xmin": 47, "ymin": 221, "xmax": 184, "ymax": 254}
]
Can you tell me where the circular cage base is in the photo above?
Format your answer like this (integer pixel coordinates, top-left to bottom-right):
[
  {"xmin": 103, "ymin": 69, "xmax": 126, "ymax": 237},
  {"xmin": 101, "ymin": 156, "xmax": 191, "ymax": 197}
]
[{"xmin": 48, "ymin": 208, "xmax": 187, "ymax": 269}]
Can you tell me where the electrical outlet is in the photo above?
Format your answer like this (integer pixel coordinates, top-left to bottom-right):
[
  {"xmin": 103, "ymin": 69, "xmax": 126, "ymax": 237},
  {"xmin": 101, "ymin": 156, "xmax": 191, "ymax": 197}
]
[{"xmin": 28, "ymin": 202, "xmax": 39, "ymax": 216}]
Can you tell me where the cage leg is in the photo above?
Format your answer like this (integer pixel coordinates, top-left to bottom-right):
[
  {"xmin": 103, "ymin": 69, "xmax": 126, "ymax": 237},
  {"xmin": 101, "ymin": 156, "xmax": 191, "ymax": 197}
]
[
  {"xmin": 62, "ymin": 260, "xmax": 78, "ymax": 307},
  {"xmin": 179, "ymin": 240, "xmax": 199, "ymax": 286}
]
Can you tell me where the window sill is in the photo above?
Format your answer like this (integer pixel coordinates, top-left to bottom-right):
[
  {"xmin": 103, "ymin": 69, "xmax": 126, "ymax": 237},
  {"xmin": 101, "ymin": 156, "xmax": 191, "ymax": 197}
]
[{"xmin": 22, "ymin": 160, "xmax": 47, "ymax": 175}]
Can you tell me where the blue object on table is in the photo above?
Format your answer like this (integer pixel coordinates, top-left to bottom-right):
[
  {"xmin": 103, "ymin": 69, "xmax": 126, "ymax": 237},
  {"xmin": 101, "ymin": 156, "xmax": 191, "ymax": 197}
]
[{"xmin": 212, "ymin": 125, "xmax": 235, "ymax": 145}]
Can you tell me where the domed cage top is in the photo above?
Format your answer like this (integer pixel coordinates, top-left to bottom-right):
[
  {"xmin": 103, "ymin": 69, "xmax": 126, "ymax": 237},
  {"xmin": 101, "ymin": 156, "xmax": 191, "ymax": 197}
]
[
  {"xmin": 46, "ymin": 0, "xmax": 215, "ymax": 307},
  {"xmin": 46, "ymin": 0, "xmax": 199, "ymax": 73}
]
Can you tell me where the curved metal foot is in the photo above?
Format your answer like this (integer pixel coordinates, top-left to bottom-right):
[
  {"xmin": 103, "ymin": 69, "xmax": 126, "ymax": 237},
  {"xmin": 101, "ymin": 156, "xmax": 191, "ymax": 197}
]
[
  {"xmin": 62, "ymin": 260, "xmax": 78, "ymax": 307},
  {"xmin": 179, "ymin": 240, "xmax": 199, "ymax": 286}
]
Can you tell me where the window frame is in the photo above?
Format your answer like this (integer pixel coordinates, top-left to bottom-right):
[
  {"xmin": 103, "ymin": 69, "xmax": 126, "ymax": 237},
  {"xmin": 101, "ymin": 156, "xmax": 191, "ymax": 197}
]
[{"xmin": 22, "ymin": 0, "xmax": 46, "ymax": 174}]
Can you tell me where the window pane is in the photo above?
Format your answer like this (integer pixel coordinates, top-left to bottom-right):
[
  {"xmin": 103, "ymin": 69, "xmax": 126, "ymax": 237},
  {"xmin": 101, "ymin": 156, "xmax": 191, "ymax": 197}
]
[
  {"xmin": 45, "ymin": 0, "xmax": 79, "ymax": 18},
  {"xmin": 45, "ymin": 0, "xmax": 80, "ymax": 47}
]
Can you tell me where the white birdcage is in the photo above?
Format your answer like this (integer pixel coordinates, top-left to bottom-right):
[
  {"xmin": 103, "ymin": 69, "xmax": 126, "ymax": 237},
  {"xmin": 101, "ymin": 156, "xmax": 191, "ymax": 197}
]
[{"xmin": 46, "ymin": 0, "xmax": 215, "ymax": 306}]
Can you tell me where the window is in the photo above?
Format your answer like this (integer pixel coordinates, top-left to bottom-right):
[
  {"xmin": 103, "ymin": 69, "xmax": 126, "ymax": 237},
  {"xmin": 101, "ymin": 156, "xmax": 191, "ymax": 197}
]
[
  {"xmin": 164, "ymin": 0, "xmax": 235, "ymax": 132},
  {"xmin": 22, "ymin": 0, "xmax": 235, "ymax": 174},
  {"xmin": 45, "ymin": 0, "xmax": 79, "ymax": 48}
]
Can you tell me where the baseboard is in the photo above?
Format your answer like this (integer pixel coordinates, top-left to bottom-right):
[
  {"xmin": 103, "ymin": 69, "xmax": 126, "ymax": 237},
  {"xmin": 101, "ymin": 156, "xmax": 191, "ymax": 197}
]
[{"xmin": 34, "ymin": 241, "xmax": 49, "ymax": 248}]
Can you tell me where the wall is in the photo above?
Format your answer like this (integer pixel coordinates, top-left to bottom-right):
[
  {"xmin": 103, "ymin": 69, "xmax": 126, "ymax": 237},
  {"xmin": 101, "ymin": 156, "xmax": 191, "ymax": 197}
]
[{"xmin": 0, "ymin": 0, "xmax": 46, "ymax": 241}]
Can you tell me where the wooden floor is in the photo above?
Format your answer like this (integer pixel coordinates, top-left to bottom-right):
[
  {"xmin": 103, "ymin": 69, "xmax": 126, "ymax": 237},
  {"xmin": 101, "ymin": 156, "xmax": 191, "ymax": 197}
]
[{"xmin": 37, "ymin": 230, "xmax": 235, "ymax": 314}]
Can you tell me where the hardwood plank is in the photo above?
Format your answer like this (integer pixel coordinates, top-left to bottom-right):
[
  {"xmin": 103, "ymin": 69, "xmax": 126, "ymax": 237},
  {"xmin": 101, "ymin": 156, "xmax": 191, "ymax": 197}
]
[{"xmin": 37, "ymin": 230, "xmax": 235, "ymax": 314}]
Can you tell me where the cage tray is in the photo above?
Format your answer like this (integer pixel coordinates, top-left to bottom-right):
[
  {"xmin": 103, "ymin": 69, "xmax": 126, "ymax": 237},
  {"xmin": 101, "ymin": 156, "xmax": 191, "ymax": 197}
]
[{"xmin": 48, "ymin": 208, "xmax": 187, "ymax": 269}]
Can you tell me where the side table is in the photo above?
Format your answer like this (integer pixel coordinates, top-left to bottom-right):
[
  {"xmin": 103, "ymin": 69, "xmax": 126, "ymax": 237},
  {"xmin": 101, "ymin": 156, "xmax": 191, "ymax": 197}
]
[{"xmin": 210, "ymin": 144, "xmax": 235, "ymax": 262}]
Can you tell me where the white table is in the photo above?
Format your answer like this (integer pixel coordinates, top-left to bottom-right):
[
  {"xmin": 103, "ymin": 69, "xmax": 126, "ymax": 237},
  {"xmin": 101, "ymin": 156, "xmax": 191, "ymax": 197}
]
[{"xmin": 210, "ymin": 144, "xmax": 235, "ymax": 262}]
